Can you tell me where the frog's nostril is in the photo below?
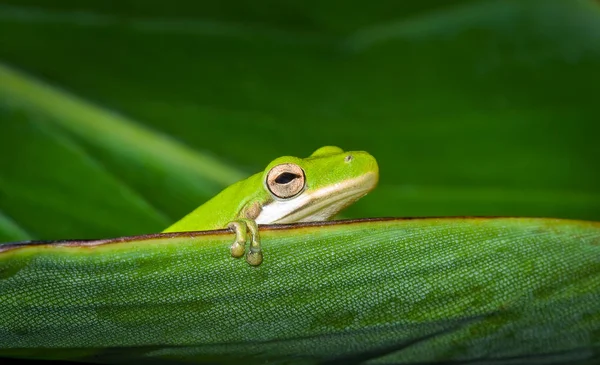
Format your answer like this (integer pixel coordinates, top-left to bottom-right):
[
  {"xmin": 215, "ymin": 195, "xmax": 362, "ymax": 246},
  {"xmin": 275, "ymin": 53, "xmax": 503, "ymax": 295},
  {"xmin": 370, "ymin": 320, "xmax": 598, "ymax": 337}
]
[{"xmin": 344, "ymin": 154, "xmax": 353, "ymax": 163}]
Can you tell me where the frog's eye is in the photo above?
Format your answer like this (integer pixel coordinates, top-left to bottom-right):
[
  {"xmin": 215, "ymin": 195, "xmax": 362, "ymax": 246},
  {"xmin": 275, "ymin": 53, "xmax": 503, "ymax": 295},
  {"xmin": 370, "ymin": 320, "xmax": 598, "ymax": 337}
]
[{"xmin": 266, "ymin": 163, "xmax": 305, "ymax": 199}]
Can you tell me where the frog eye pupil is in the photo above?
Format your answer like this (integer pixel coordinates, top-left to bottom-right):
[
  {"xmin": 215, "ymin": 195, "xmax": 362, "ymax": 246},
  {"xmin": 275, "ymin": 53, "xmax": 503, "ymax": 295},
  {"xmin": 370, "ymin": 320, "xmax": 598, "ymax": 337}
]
[{"xmin": 275, "ymin": 172, "xmax": 299, "ymax": 184}]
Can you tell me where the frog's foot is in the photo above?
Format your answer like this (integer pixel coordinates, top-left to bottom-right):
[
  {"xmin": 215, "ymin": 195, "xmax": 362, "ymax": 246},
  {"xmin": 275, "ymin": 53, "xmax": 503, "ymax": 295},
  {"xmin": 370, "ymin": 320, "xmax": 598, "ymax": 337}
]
[
  {"xmin": 244, "ymin": 219, "xmax": 263, "ymax": 266},
  {"xmin": 227, "ymin": 219, "xmax": 263, "ymax": 266},
  {"xmin": 227, "ymin": 221, "xmax": 247, "ymax": 258}
]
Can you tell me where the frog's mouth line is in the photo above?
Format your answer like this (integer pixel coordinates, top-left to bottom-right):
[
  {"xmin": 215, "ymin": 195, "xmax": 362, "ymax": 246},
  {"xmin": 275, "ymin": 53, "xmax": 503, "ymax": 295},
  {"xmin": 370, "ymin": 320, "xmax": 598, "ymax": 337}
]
[{"xmin": 256, "ymin": 172, "xmax": 378, "ymax": 224}]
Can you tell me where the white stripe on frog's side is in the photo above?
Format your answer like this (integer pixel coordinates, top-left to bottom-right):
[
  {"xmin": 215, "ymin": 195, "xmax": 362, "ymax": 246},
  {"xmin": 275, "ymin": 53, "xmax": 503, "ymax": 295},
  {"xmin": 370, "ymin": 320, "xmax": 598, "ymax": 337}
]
[{"xmin": 255, "ymin": 173, "xmax": 377, "ymax": 224}]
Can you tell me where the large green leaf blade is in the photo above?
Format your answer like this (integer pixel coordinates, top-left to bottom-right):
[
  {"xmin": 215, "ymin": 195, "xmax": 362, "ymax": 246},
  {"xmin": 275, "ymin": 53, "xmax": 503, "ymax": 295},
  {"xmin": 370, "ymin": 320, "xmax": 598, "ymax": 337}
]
[
  {"xmin": 0, "ymin": 63, "xmax": 246, "ymax": 239},
  {"xmin": 1, "ymin": 217, "xmax": 598, "ymax": 364}
]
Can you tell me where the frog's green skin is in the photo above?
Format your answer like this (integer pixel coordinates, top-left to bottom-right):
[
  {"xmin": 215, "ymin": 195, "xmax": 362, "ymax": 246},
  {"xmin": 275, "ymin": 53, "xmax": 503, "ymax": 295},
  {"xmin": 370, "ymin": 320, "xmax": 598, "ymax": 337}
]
[{"xmin": 163, "ymin": 146, "xmax": 379, "ymax": 266}]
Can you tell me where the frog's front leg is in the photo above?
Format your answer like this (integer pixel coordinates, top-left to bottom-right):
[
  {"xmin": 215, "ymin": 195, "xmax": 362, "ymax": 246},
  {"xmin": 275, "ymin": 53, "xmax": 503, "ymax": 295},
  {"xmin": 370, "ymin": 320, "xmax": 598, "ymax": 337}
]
[{"xmin": 227, "ymin": 219, "xmax": 263, "ymax": 266}]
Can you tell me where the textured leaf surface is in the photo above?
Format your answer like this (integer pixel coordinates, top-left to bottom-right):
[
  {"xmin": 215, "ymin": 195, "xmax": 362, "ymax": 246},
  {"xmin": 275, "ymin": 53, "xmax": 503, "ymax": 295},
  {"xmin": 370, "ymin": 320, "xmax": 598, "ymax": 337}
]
[{"xmin": 1, "ymin": 218, "xmax": 599, "ymax": 364}]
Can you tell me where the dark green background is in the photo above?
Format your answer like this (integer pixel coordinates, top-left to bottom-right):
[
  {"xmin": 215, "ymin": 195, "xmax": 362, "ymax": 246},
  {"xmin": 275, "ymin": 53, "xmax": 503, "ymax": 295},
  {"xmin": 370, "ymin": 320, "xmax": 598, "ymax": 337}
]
[{"xmin": 0, "ymin": 0, "xmax": 599, "ymax": 241}]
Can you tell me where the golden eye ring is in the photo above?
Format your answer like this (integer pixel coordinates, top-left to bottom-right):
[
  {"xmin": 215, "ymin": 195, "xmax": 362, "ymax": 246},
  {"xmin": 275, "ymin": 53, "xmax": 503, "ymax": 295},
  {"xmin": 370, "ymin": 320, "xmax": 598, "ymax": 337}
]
[{"xmin": 266, "ymin": 163, "xmax": 306, "ymax": 199}]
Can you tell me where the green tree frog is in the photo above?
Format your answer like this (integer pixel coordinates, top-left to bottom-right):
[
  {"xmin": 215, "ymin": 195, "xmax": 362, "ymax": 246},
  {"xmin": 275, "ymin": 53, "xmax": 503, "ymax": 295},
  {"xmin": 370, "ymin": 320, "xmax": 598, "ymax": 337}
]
[{"xmin": 163, "ymin": 146, "xmax": 379, "ymax": 266}]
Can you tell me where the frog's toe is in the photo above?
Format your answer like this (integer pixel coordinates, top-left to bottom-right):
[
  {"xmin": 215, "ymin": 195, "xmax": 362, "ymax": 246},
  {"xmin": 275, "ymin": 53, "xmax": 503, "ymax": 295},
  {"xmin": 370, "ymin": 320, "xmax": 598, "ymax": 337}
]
[
  {"xmin": 246, "ymin": 248, "xmax": 263, "ymax": 266},
  {"xmin": 227, "ymin": 221, "xmax": 247, "ymax": 258},
  {"xmin": 230, "ymin": 241, "xmax": 245, "ymax": 258}
]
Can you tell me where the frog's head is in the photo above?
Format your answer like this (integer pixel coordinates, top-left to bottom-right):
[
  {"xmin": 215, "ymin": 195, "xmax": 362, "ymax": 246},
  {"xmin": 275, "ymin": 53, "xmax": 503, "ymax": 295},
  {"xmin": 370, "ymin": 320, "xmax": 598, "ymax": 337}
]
[{"xmin": 255, "ymin": 146, "xmax": 379, "ymax": 224}]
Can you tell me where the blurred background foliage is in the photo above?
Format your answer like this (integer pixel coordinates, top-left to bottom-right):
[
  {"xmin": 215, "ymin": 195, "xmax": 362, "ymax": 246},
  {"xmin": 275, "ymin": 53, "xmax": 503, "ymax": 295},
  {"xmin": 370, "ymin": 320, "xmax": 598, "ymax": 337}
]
[{"xmin": 0, "ymin": 0, "xmax": 599, "ymax": 242}]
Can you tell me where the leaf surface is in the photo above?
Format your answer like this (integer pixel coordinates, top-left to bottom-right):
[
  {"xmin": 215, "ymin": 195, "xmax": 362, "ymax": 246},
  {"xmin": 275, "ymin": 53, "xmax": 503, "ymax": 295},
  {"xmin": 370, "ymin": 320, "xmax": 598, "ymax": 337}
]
[{"xmin": 1, "ymin": 217, "xmax": 598, "ymax": 364}]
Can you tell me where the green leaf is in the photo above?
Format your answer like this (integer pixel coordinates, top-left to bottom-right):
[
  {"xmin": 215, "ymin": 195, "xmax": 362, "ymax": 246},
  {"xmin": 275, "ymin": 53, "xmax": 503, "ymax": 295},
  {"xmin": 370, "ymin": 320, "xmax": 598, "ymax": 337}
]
[
  {"xmin": 0, "ymin": 63, "xmax": 245, "ymax": 239},
  {"xmin": 0, "ymin": 210, "xmax": 29, "ymax": 242},
  {"xmin": 1, "ymin": 218, "xmax": 599, "ymax": 364}
]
